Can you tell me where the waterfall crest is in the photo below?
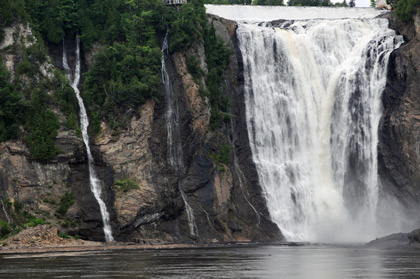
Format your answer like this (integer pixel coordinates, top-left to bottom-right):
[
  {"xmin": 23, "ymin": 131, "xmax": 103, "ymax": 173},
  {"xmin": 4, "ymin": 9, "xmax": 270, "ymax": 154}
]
[
  {"xmin": 237, "ymin": 18, "xmax": 403, "ymax": 242},
  {"xmin": 161, "ymin": 32, "xmax": 198, "ymax": 237},
  {"xmin": 63, "ymin": 37, "xmax": 114, "ymax": 242}
]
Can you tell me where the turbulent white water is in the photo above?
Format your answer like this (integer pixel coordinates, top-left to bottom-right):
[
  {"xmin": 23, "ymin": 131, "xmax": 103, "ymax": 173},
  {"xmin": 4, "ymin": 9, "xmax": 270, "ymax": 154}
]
[
  {"xmin": 161, "ymin": 33, "xmax": 198, "ymax": 237},
  {"xmin": 236, "ymin": 17, "xmax": 403, "ymax": 242},
  {"xmin": 205, "ymin": 5, "xmax": 387, "ymax": 22},
  {"xmin": 63, "ymin": 38, "xmax": 114, "ymax": 242}
]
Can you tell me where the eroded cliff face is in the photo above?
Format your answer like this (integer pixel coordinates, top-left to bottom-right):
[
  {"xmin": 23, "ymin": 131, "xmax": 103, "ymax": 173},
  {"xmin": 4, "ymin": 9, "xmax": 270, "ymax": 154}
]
[
  {"xmin": 93, "ymin": 16, "xmax": 282, "ymax": 243},
  {"xmin": 379, "ymin": 11, "xmax": 420, "ymax": 225},
  {"xmin": 0, "ymin": 17, "xmax": 282, "ymax": 243}
]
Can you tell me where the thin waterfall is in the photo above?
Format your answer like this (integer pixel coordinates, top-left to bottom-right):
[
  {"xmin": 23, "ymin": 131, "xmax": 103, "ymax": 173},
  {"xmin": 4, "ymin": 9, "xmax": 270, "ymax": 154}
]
[
  {"xmin": 233, "ymin": 151, "xmax": 261, "ymax": 225},
  {"xmin": 1, "ymin": 199, "xmax": 11, "ymax": 225},
  {"xmin": 63, "ymin": 37, "xmax": 114, "ymax": 242},
  {"xmin": 237, "ymin": 17, "xmax": 403, "ymax": 242},
  {"xmin": 161, "ymin": 32, "xmax": 198, "ymax": 237}
]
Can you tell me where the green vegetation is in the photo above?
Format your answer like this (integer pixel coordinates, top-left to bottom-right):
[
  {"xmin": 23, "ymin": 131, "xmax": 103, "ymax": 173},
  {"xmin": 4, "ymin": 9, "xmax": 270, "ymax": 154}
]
[
  {"xmin": 0, "ymin": 220, "xmax": 11, "ymax": 239},
  {"xmin": 0, "ymin": 199, "xmax": 49, "ymax": 239},
  {"xmin": 24, "ymin": 92, "xmax": 60, "ymax": 161},
  {"xmin": 27, "ymin": 218, "xmax": 45, "ymax": 227},
  {"xmin": 388, "ymin": 0, "xmax": 420, "ymax": 22},
  {"xmin": 81, "ymin": 0, "xmax": 232, "ymax": 132},
  {"xmin": 209, "ymin": 141, "xmax": 231, "ymax": 171},
  {"xmin": 56, "ymin": 192, "xmax": 74, "ymax": 215},
  {"xmin": 58, "ymin": 233, "xmax": 71, "ymax": 239},
  {"xmin": 0, "ymin": 0, "xmax": 27, "ymax": 42},
  {"xmin": 1, "ymin": 0, "xmax": 234, "ymax": 156},
  {"xmin": 83, "ymin": 42, "xmax": 162, "ymax": 129},
  {"xmin": 0, "ymin": 40, "xmax": 72, "ymax": 161},
  {"xmin": 114, "ymin": 178, "xmax": 139, "ymax": 193},
  {"xmin": 0, "ymin": 64, "xmax": 23, "ymax": 141},
  {"xmin": 202, "ymin": 22, "xmax": 232, "ymax": 129},
  {"xmin": 186, "ymin": 55, "xmax": 204, "ymax": 83}
]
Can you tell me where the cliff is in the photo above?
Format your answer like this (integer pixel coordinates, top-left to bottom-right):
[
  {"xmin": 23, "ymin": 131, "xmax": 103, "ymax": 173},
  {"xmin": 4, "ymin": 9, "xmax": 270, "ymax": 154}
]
[
  {"xmin": 378, "ymin": 10, "xmax": 420, "ymax": 227},
  {"xmin": 2, "ymin": 7, "xmax": 420, "ymax": 246},
  {"xmin": 0, "ymin": 17, "xmax": 282, "ymax": 244}
]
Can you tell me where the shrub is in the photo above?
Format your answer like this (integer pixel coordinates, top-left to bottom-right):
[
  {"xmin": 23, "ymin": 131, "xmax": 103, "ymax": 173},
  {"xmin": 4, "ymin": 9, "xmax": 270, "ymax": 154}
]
[
  {"xmin": 58, "ymin": 233, "xmax": 70, "ymax": 239},
  {"xmin": 27, "ymin": 218, "xmax": 45, "ymax": 227},
  {"xmin": 13, "ymin": 200, "xmax": 22, "ymax": 211},
  {"xmin": 114, "ymin": 178, "xmax": 139, "ymax": 193},
  {"xmin": 0, "ymin": 220, "xmax": 11, "ymax": 238},
  {"xmin": 186, "ymin": 55, "xmax": 204, "ymax": 82},
  {"xmin": 209, "ymin": 142, "xmax": 231, "ymax": 171},
  {"xmin": 56, "ymin": 192, "xmax": 74, "ymax": 215}
]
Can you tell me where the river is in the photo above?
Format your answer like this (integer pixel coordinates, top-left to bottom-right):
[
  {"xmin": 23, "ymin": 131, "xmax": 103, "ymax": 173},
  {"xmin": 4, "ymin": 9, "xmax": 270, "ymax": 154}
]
[{"xmin": 1, "ymin": 245, "xmax": 420, "ymax": 278}]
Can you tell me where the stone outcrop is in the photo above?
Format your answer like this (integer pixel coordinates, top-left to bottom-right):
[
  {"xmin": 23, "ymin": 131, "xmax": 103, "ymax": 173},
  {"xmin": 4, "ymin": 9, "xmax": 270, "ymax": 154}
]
[{"xmin": 367, "ymin": 228, "xmax": 420, "ymax": 249}]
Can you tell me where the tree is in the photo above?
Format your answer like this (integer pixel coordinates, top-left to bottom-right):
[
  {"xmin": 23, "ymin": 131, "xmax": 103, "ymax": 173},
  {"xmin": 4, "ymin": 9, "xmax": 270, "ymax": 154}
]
[
  {"xmin": 0, "ymin": 64, "xmax": 23, "ymax": 141},
  {"xmin": 394, "ymin": 0, "xmax": 420, "ymax": 22}
]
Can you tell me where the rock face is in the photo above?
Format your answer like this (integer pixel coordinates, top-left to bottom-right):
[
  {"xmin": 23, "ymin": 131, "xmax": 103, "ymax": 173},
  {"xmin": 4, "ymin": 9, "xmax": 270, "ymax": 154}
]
[
  {"xmin": 91, "ymin": 16, "xmax": 282, "ymax": 243},
  {"xmin": 378, "ymin": 11, "xmax": 420, "ymax": 225},
  {"xmin": 0, "ymin": 17, "xmax": 282, "ymax": 243}
]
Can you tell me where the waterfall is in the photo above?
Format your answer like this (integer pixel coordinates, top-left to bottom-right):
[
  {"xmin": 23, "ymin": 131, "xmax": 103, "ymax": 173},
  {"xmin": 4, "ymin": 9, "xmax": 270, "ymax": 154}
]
[
  {"xmin": 1, "ymin": 199, "xmax": 11, "ymax": 225},
  {"xmin": 63, "ymin": 37, "xmax": 114, "ymax": 242},
  {"xmin": 236, "ymin": 17, "xmax": 403, "ymax": 242},
  {"xmin": 161, "ymin": 32, "xmax": 198, "ymax": 237},
  {"xmin": 233, "ymin": 152, "xmax": 261, "ymax": 225}
]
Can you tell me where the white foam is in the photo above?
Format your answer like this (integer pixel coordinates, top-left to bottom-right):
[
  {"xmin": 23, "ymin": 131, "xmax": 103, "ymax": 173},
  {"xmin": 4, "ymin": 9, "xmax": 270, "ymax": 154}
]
[{"xmin": 205, "ymin": 5, "xmax": 388, "ymax": 22}]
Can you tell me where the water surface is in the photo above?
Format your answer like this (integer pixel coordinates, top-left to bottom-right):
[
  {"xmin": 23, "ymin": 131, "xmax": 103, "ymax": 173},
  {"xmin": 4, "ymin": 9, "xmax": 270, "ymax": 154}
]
[{"xmin": 1, "ymin": 245, "xmax": 420, "ymax": 278}]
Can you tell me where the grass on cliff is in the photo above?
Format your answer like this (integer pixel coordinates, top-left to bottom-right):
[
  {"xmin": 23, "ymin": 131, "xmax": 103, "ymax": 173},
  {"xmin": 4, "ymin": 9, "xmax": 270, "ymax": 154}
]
[
  {"xmin": 209, "ymin": 141, "xmax": 231, "ymax": 172},
  {"xmin": 114, "ymin": 178, "xmax": 139, "ymax": 193},
  {"xmin": 56, "ymin": 192, "xmax": 75, "ymax": 216}
]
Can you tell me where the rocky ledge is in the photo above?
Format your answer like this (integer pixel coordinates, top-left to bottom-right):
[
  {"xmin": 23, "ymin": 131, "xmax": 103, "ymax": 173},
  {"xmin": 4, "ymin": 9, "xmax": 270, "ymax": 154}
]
[{"xmin": 367, "ymin": 228, "xmax": 420, "ymax": 249}]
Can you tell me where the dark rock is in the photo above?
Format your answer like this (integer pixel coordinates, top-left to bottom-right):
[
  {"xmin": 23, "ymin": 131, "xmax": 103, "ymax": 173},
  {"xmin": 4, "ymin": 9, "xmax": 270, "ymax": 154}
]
[
  {"xmin": 379, "ymin": 11, "xmax": 420, "ymax": 217},
  {"xmin": 367, "ymin": 233, "xmax": 410, "ymax": 248}
]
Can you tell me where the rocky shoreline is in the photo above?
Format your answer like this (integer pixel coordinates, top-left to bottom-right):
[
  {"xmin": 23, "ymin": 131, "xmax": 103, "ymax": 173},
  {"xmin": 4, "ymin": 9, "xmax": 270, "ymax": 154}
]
[
  {"xmin": 0, "ymin": 224, "xmax": 201, "ymax": 255},
  {"xmin": 0, "ymin": 225, "xmax": 260, "ymax": 255}
]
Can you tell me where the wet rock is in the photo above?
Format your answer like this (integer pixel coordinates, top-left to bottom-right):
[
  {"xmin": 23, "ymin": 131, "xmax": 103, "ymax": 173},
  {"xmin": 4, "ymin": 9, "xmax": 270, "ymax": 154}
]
[{"xmin": 379, "ymin": 11, "xmax": 420, "ymax": 215}]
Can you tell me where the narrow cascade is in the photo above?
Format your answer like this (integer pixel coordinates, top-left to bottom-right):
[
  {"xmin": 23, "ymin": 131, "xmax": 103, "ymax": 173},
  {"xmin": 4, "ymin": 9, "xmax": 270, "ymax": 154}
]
[
  {"xmin": 161, "ymin": 32, "xmax": 198, "ymax": 237},
  {"xmin": 1, "ymin": 199, "xmax": 11, "ymax": 225},
  {"xmin": 63, "ymin": 37, "xmax": 114, "ymax": 242},
  {"xmin": 233, "ymin": 153, "xmax": 261, "ymax": 225},
  {"xmin": 237, "ymin": 17, "xmax": 403, "ymax": 242}
]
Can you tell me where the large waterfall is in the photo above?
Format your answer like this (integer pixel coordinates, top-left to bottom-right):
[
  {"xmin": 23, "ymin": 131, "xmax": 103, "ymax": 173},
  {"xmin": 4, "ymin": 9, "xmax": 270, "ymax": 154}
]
[
  {"xmin": 208, "ymin": 7, "xmax": 404, "ymax": 242},
  {"xmin": 161, "ymin": 32, "xmax": 198, "ymax": 237},
  {"xmin": 63, "ymin": 37, "xmax": 114, "ymax": 242}
]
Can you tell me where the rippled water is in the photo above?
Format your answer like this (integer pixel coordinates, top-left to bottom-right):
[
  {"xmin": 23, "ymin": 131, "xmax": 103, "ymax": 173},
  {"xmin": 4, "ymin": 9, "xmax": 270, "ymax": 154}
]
[{"xmin": 1, "ymin": 245, "xmax": 420, "ymax": 278}]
